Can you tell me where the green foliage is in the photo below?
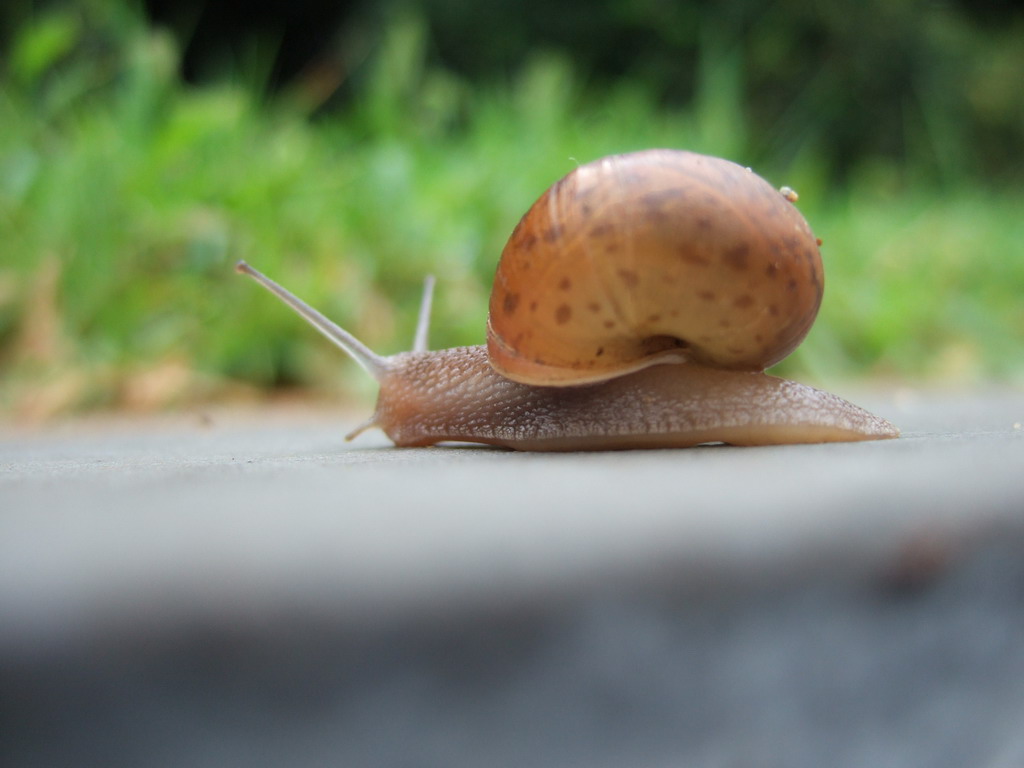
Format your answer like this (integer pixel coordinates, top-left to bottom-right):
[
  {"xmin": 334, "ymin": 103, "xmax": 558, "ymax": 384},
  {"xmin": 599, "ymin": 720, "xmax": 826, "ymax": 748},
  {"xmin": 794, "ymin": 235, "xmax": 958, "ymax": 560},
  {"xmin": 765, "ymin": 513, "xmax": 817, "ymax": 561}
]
[{"xmin": 0, "ymin": 3, "xmax": 1021, "ymax": 417}]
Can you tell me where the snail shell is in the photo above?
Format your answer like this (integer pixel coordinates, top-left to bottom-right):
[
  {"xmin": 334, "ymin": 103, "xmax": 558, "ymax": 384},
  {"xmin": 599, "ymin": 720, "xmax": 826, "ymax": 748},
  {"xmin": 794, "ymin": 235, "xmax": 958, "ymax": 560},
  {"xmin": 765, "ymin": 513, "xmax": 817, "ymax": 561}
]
[{"xmin": 487, "ymin": 149, "xmax": 823, "ymax": 385}]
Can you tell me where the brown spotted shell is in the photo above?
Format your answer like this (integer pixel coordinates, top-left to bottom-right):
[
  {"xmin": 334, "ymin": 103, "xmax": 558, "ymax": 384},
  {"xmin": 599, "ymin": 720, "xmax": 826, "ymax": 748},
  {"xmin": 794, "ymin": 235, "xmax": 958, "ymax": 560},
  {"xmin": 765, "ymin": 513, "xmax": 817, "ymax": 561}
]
[{"xmin": 486, "ymin": 149, "xmax": 824, "ymax": 385}]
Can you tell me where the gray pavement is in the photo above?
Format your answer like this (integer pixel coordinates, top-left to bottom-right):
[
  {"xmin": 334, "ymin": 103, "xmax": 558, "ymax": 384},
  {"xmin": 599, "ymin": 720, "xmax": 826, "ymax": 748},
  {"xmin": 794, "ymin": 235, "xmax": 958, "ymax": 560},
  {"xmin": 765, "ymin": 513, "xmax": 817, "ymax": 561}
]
[{"xmin": 2, "ymin": 388, "xmax": 1023, "ymax": 767}]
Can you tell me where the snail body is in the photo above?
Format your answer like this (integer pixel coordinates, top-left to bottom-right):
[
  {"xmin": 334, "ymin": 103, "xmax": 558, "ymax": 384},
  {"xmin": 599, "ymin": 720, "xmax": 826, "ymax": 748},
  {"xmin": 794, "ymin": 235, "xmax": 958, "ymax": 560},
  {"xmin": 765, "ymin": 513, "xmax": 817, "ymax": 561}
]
[
  {"xmin": 237, "ymin": 149, "xmax": 898, "ymax": 450},
  {"xmin": 355, "ymin": 346, "xmax": 895, "ymax": 450}
]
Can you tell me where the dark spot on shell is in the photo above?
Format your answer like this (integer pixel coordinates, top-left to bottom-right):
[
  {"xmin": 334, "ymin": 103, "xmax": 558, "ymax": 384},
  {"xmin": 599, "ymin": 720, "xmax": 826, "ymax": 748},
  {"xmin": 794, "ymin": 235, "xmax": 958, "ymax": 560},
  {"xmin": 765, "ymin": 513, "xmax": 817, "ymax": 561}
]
[
  {"xmin": 724, "ymin": 244, "xmax": 750, "ymax": 270},
  {"xmin": 589, "ymin": 223, "xmax": 613, "ymax": 238},
  {"xmin": 529, "ymin": 301, "xmax": 538, "ymax": 312},
  {"xmin": 642, "ymin": 189, "xmax": 683, "ymax": 208},
  {"xmin": 596, "ymin": 346, "xmax": 605, "ymax": 357},
  {"xmin": 734, "ymin": 294, "xmax": 754, "ymax": 309},
  {"xmin": 605, "ymin": 243, "xmax": 619, "ymax": 253},
  {"xmin": 558, "ymin": 277, "xmax": 572, "ymax": 291},
  {"xmin": 543, "ymin": 226, "xmax": 563, "ymax": 243},
  {"xmin": 719, "ymin": 319, "xmax": 732, "ymax": 328},
  {"xmin": 587, "ymin": 302, "xmax": 601, "ymax": 313},
  {"xmin": 755, "ymin": 334, "xmax": 764, "ymax": 343},
  {"xmin": 679, "ymin": 249, "xmax": 710, "ymax": 267},
  {"xmin": 648, "ymin": 313, "xmax": 662, "ymax": 323},
  {"xmin": 787, "ymin": 278, "xmax": 798, "ymax": 291},
  {"xmin": 726, "ymin": 346, "xmax": 745, "ymax": 355},
  {"xmin": 519, "ymin": 233, "xmax": 537, "ymax": 251},
  {"xmin": 574, "ymin": 183, "xmax": 598, "ymax": 201},
  {"xmin": 617, "ymin": 269, "xmax": 639, "ymax": 287},
  {"xmin": 581, "ymin": 203, "xmax": 593, "ymax": 216},
  {"xmin": 503, "ymin": 292, "xmax": 520, "ymax": 315},
  {"xmin": 768, "ymin": 304, "xmax": 780, "ymax": 316},
  {"xmin": 765, "ymin": 263, "xmax": 779, "ymax": 278},
  {"xmin": 603, "ymin": 320, "xmax": 615, "ymax": 329},
  {"xmin": 555, "ymin": 304, "xmax": 572, "ymax": 324},
  {"xmin": 697, "ymin": 290, "xmax": 716, "ymax": 301},
  {"xmin": 697, "ymin": 216, "xmax": 713, "ymax": 230}
]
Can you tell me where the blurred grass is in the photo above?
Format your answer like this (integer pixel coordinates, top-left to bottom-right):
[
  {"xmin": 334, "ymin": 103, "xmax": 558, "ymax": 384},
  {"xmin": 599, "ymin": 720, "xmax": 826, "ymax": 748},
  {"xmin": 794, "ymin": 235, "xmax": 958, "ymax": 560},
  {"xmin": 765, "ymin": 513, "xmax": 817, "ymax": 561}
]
[{"xmin": 1, "ymin": 5, "xmax": 1022, "ymax": 420}]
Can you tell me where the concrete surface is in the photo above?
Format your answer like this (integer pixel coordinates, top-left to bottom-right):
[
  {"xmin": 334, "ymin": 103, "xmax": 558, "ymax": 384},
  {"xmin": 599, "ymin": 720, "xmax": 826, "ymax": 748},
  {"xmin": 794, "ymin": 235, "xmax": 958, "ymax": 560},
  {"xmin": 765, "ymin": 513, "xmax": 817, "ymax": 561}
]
[{"xmin": 1, "ymin": 388, "xmax": 1023, "ymax": 767}]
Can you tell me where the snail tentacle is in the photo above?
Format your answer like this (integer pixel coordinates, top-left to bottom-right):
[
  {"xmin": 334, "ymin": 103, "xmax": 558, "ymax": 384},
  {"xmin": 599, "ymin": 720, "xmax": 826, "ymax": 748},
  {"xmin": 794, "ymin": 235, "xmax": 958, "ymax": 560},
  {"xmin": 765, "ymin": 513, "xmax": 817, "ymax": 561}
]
[
  {"xmin": 236, "ymin": 260, "xmax": 391, "ymax": 382},
  {"xmin": 412, "ymin": 274, "xmax": 436, "ymax": 353}
]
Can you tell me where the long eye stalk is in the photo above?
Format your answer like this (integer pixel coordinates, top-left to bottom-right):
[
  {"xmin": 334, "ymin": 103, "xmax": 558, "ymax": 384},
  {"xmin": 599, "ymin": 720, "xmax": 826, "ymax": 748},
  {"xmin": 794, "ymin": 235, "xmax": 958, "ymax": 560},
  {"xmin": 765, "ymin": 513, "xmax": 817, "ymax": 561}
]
[{"xmin": 235, "ymin": 261, "xmax": 390, "ymax": 381}]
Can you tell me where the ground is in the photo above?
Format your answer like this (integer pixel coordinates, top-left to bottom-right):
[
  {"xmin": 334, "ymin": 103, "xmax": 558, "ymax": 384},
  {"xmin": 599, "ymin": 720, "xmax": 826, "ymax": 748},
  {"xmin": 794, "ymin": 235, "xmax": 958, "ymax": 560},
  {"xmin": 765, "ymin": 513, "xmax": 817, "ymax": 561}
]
[{"xmin": 2, "ymin": 387, "xmax": 1023, "ymax": 767}]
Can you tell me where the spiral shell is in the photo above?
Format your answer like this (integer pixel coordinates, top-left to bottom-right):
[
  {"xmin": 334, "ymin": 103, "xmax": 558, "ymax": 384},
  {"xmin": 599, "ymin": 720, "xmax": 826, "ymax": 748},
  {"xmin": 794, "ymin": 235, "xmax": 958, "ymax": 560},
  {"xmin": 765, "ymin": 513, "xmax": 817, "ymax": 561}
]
[{"xmin": 486, "ymin": 149, "xmax": 824, "ymax": 385}]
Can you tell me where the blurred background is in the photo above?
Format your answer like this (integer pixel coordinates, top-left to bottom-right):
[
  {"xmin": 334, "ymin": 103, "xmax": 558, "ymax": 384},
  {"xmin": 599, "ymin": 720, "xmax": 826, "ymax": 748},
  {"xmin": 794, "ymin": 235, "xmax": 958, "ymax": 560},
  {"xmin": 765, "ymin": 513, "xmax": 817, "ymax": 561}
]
[{"xmin": 1, "ymin": 0, "xmax": 1022, "ymax": 422}]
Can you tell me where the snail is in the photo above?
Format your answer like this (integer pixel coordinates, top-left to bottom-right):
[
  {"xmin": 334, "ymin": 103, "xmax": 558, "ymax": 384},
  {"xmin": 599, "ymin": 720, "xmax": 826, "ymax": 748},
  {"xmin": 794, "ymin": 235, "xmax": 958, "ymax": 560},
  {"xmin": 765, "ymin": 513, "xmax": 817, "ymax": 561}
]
[{"xmin": 237, "ymin": 149, "xmax": 898, "ymax": 450}]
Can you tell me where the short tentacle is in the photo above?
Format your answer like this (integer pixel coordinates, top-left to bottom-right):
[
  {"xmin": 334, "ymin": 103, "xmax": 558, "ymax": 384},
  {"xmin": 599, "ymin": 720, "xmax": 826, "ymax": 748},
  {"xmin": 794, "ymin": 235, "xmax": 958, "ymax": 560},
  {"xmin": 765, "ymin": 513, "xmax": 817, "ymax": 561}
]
[{"xmin": 412, "ymin": 275, "xmax": 436, "ymax": 353}]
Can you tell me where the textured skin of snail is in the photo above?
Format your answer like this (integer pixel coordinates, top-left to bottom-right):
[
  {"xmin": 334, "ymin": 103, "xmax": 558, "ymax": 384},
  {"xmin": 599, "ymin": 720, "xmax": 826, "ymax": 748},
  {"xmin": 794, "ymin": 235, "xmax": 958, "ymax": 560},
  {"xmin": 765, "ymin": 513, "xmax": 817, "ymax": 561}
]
[
  {"xmin": 370, "ymin": 346, "xmax": 897, "ymax": 450},
  {"xmin": 238, "ymin": 148, "xmax": 899, "ymax": 450}
]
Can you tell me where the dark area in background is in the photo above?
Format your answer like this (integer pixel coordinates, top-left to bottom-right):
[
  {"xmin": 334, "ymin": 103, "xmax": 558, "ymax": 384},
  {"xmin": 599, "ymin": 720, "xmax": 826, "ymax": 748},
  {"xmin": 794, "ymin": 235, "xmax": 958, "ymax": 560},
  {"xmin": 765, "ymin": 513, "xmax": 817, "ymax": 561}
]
[
  {"xmin": 2, "ymin": 0, "xmax": 1022, "ymax": 182},
  {"xmin": 142, "ymin": 0, "xmax": 365, "ymax": 86},
  {"xmin": 142, "ymin": 0, "xmax": 1024, "ymax": 185},
  {"xmin": 140, "ymin": 0, "xmax": 1020, "ymax": 87}
]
